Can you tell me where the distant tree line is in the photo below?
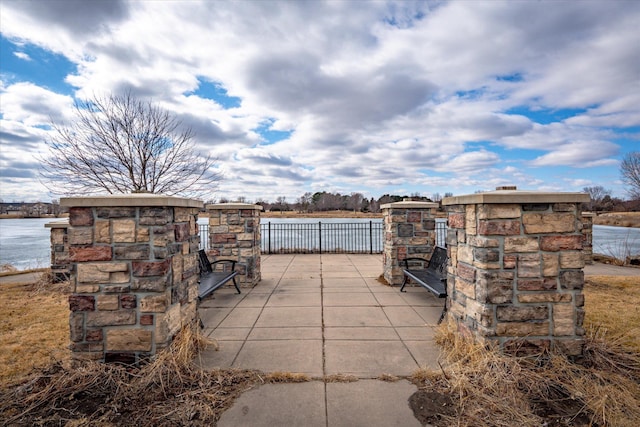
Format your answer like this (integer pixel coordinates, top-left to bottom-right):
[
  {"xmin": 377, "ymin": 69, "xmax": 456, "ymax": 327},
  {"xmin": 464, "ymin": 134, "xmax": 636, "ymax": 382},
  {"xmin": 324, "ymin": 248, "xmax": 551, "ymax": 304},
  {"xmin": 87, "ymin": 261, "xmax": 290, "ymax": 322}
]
[
  {"xmin": 582, "ymin": 186, "xmax": 640, "ymax": 212},
  {"xmin": 0, "ymin": 201, "xmax": 65, "ymax": 217},
  {"xmin": 218, "ymin": 191, "xmax": 453, "ymax": 213}
]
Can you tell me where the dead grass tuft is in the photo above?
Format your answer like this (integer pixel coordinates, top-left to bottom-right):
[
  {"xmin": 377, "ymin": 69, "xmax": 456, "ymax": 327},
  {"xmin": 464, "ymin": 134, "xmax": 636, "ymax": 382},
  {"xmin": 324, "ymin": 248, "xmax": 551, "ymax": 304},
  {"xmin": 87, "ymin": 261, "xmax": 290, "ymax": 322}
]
[
  {"xmin": 323, "ymin": 374, "xmax": 359, "ymax": 383},
  {"xmin": 0, "ymin": 264, "xmax": 19, "ymax": 273},
  {"xmin": 410, "ymin": 321, "xmax": 640, "ymax": 427},
  {"xmin": 0, "ymin": 324, "xmax": 265, "ymax": 426},
  {"xmin": 263, "ymin": 371, "xmax": 310, "ymax": 383},
  {"xmin": 376, "ymin": 274, "xmax": 390, "ymax": 286},
  {"xmin": 377, "ymin": 373, "xmax": 400, "ymax": 382}
]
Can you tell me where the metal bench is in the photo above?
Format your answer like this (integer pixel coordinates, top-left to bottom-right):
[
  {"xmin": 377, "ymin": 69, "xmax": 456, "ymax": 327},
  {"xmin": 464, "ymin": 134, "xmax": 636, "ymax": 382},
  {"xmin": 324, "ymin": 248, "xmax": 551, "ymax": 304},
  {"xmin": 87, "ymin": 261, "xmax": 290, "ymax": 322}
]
[
  {"xmin": 400, "ymin": 246, "xmax": 448, "ymax": 323},
  {"xmin": 198, "ymin": 249, "xmax": 240, "ymax": 300}
]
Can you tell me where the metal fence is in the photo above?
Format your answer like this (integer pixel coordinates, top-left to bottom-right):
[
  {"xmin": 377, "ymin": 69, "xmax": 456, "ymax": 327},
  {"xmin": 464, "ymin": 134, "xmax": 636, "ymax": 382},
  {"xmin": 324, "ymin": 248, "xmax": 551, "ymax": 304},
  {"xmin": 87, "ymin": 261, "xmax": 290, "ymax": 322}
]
[
  {"xmin": 199, "ymin": 219, "xmax": 448, "ymax": 253},
  {"xmin": 262, "ymin": 221, "xmax": 383, "ymax": 254}
]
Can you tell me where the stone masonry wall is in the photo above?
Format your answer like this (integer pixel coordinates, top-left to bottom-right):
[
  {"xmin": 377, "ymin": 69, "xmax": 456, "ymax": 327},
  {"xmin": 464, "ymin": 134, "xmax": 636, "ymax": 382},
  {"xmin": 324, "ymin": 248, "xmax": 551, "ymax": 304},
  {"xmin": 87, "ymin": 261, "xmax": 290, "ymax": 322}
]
[
  {"xmin": 62, "ymin": 196, "xmax": 202, "ymax": 364},
  {"xmin": 382, "ymin": 200, "xmax": 439, "ymax": 285},
  {"xmin": 46, "ymin": 221, "xmax": 70, "ymax": 282},
  {"xmin": 444, "ymin": 191, "xmax": 589, "ymax": 357},
  {"xmin": 207, "ymin": 203, "xmax": 262, "ymax": 286}
]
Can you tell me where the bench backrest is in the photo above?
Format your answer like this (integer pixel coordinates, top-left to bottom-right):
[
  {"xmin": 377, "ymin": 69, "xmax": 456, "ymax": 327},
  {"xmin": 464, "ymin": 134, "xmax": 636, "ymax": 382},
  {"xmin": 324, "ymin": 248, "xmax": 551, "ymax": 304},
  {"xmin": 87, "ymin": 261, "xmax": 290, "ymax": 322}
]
[{"xmin": 427, "ymin": 246, "xmax": 448, "ymax": 277}]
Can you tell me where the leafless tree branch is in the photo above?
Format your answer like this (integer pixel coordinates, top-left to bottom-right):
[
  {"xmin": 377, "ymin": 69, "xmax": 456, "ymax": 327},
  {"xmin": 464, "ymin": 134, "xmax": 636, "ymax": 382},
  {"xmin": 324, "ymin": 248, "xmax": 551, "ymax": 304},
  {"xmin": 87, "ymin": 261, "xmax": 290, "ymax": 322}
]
[
  {"xmin": 621, "ymin": 151, "xmax": 640, "ymax": 200},
  {"xmin": 39, "ymin": 92, "xmax": 221, "ymax": 199}
]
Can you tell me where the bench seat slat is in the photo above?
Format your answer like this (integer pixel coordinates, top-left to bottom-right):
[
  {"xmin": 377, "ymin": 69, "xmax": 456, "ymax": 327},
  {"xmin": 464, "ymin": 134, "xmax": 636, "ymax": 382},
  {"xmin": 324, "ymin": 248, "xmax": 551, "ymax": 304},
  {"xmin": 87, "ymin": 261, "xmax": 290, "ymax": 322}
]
[
  {"xmin": 197, "ymin": 249, "xmax": 241, "ymax": 300},
  {"xmin": 198, "ymin": 271, "xmax": 239, "ymax": 300},
  {"xmin": 403, "ymin": 269, "xmax": 446, "ymax": 297},
  {"xmin": 400, "ymin": 246, "xmax": 448, "ymax": 324}
]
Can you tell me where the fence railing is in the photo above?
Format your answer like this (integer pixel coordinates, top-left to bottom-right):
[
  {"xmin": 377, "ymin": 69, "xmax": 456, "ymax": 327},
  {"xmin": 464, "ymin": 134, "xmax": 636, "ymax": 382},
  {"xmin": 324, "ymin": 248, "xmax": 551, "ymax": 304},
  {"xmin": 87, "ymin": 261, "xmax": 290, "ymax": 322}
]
[
  {"xmin": 262, "ymin": 221, "xmax": 383, "ymax": 254},
  {"xmin": 199, "ymin": 219, "xmax": 448, "ymax": 253}
]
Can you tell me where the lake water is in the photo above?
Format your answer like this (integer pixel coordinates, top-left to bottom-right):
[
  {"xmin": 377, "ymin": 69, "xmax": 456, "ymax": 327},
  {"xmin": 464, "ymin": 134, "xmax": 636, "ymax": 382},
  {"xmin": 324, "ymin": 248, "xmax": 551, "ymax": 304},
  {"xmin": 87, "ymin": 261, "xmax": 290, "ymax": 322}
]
[
  {"xmin": 0, "ymin": 218, "xmax": 57, "ymax": 270},
  {"xmin": 1, "ymin": 217, "xmax": 638, "ymax": 270}
]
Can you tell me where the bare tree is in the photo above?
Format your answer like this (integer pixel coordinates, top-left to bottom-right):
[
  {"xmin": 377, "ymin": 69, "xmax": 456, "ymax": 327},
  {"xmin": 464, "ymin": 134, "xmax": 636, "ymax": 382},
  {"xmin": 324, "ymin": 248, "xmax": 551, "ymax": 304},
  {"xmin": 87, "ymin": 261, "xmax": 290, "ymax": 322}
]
[
  {"xmin": 40, "ymin": 92, "xmax": 220, "ymax": 199},
  {"xmin": 621, "ymin": 152, "xmax": 640, "ymax": 200},
  {"xmin": 347, "ymin": 192, "xmax": 364, "ymax": 212},
  {"xmin": 582, "ymin": 186, "xmax": 611, "ymax": 211}
]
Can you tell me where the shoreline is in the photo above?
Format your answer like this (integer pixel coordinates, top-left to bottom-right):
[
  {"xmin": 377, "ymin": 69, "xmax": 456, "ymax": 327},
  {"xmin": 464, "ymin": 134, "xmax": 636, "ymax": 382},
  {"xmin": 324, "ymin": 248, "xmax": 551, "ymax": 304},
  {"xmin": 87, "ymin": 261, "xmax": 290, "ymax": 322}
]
[{"xmin": 2, "ymin": 211, "xmax": 639, "ymax": 227}]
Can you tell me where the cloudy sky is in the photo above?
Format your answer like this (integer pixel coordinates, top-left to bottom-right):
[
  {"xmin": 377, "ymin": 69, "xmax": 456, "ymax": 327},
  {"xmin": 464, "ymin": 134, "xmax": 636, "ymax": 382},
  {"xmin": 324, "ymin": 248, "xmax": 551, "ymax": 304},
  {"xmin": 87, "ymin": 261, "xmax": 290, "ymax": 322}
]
[{"xmin": 1, "ymin": 0, "xmax": 638, "ymax": 203}]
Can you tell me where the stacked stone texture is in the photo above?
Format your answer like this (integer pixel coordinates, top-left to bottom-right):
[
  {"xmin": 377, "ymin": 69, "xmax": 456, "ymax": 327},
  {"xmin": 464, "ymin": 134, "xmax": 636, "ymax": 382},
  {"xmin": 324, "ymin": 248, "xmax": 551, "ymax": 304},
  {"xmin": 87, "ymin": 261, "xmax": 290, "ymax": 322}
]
[
  {"xmin": 445, "ymin": 199, "xmax": 588, "ymax": 356},
  {"xmin": 382, "ymin": 201, "xmax": 439, "ymax": 285},
  {"xmin": 207, "ymin": 204, "xmax": 262, "ymax": 286},
  {"xmin": 63, "ymin": 197, "xmax": 201, "ymax": 364},
  {"xmin": 46, "ymin": 221, "xmax": 70, "ymax": 282}
]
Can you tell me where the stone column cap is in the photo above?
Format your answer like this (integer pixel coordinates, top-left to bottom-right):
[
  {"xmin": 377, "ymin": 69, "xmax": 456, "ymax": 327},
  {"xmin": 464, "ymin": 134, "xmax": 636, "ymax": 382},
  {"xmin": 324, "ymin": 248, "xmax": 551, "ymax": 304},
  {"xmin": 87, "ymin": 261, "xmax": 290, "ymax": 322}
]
[
  {"xmin": 442, "ymin": 190, "xmax": 589, "ymax": 205},
  {"xmin": 60, "ymin": 193, "xmax": 203, "ymax": 208},
  {"xmin": 381, "ymin": 200, "xmax": 439, "ymax": 209},
  {"xmin": 206, "ymin": 203, "xmax": 264, "ymax": 211}
]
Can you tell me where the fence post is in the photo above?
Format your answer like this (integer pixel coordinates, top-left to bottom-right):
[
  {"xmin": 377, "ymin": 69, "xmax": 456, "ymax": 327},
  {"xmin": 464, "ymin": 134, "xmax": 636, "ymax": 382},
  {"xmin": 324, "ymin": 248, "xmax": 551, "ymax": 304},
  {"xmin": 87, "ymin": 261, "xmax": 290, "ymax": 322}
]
[
  {"xmin": 268, "ymin": 222, "xmax": 272, "ymax": 255},
  {"xmin": 318, "ymin": 221, "xmax": 322, "ymax": 254},
  {"xmin": 369, "ymin": 220, "xmax": 373, "ymax": 254}
]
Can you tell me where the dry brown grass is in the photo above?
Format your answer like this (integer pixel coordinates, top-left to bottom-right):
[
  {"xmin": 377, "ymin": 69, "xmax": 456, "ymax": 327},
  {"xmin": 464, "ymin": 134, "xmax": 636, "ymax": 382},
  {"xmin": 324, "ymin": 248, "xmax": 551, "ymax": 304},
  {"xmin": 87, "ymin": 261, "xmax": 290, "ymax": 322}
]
[
  {"xmin": 0, "ymin": 324, "xmax": 267, "ymax": 426},
  {"xmin": 0, "ymin": 273, "xmax": 70, "ymax": 386},
  {"xmin": 323, "ymin": 374, "xmax": 359, "ymax": 383},
  {"xmin": 409, "ymin": 321, "xmax": 640, "ymax": 427},
  {"xmin": 593, "ymin": 212, "xmax": 640, "ymax": 228},
  {"xmin": 405, "ymin": 275, "xmax": 640, "ymax": 426},
  {"xmin": 262, "ymin": 371, "xmax": 310, "ymax": 383},
  {"xmin": 584, "ymin": 275, "xmax": 640, "ymax": 352}
]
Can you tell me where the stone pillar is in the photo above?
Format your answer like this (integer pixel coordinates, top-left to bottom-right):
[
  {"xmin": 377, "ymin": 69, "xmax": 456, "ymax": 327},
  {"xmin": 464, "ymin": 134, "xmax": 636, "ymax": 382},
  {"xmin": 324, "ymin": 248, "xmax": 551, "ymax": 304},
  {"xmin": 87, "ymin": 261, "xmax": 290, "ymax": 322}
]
[
  {"xmin": 581, "ymin": 212, "xmax": 594, "ymax": 265},
  {"xmin": 206, "ymin": 203, "xmax": 262, "ymax": 286},
  {"xmin": 45, "ymin": 220, "xmax": 70, "ymax": 282},
  {"xmin": 442, "ymin": 189, "xmax": 590, "ymax": 356},
  {"xmin": 60, "ymin": 194, "xmax": 203, "ymax": 364},
  {"xmin": 382, "ymin": 199, "xmax": 439, "ymax": 285}
]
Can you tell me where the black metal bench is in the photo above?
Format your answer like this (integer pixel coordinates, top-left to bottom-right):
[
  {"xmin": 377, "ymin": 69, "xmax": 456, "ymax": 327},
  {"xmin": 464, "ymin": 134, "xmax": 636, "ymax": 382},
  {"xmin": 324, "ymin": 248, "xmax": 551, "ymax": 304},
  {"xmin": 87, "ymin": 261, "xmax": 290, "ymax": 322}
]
[
  {"xmin": 198, "ymin": 249, "xmax": 240, "ymax": 300},
  {"xmin": 400, "ymin": 246, "xmax": 448, "ymax": 323}
]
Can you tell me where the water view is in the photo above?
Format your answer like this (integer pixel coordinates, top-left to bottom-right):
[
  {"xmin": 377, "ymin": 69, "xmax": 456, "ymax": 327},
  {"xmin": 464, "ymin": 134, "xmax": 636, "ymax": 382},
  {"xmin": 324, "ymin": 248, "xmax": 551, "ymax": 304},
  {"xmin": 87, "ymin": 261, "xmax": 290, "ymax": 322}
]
[{"xmin": 1, "ymin": 217, "xmax": 638, "ymax": 270}]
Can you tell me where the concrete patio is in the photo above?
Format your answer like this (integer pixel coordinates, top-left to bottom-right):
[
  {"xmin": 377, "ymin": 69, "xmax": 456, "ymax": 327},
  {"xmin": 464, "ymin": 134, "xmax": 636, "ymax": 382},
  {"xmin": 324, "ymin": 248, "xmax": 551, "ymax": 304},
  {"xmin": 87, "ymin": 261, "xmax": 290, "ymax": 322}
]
[
  {"xmin": 199, "ymin": 254, "xmax": 443, "ymax": 377},
  {"xmin": 198, "ymin": 254, "xmax": 443, "ymax": 426}
]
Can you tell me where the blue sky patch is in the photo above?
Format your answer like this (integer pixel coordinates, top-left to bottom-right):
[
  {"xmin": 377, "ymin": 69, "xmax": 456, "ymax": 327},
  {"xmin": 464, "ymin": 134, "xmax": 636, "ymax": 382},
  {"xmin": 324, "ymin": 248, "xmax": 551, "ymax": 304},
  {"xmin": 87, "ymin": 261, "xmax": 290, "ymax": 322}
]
[
  {"xmin": 495, "ymin": 73, "xmax": 524, "ymax": 82},
  {"xmin": 254, "ymin": 120, "xmax": 293, "ymax": 145},
  {"xmin": 192, "ymin": 77, "xmax": 241, "ymax": 109},
  {"xmin": 505, "ymin": 105, "xmax": 590, "ymax": 124},
  {"xmin": 455, "ymin": 88, "xmax": 486, "ymax": 100},
  {"xmin": 0, "ymin": 35, "xmax": 76, "ymax": 95}
]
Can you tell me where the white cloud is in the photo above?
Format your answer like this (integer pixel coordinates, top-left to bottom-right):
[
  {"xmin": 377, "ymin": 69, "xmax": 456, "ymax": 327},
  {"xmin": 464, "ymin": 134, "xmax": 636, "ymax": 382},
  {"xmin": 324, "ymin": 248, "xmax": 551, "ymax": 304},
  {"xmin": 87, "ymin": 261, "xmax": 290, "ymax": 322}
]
[
  {"xmin": 0, "ymin": 0, "xmax": 638, "ymax": 201},
  {"xmin": 13, "ymin": 51, "xmax": 31, "ymax": 61},
  {"xmin": 530, "ymin": 140, "xmax": 619, "ymax": 168}
]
